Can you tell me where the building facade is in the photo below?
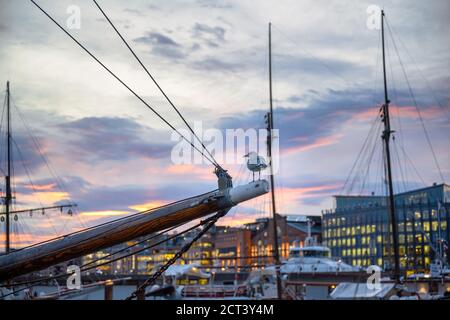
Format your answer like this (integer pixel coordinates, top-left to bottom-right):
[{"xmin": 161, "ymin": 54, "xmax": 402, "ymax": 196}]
[
  {"xmin": 248, "ymin": 215, "xmax": 322, "ymax": 267},
  {"xmin": 212, "ymin": 226, "xmax": 252, "ymax": 270},
  {"xmin": 82, "ymin": 214, "xmax": 323, "ymax": 275},
  {"xmin": 322, "ymin": 184, "xmax": 450, "ymax": 275}
]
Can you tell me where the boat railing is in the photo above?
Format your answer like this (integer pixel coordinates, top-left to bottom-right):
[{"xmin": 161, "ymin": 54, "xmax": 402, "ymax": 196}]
[{"xmin": 181, "ymin": 284, "xmax": 246, "ymax": 298}]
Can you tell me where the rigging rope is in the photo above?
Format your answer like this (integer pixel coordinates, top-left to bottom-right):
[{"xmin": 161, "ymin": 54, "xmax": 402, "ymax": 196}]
[
  {"xmin": 395, "ymin": 139, "xmax": 426, "ymax": 186},
  {"xmin": 0, "ymin": 92, "xmax": 7, "ymax": 176},
  {"xmin": 271, "ymin": 24, "xmax": 356, "ymax": 90},
  {"xmin": 125, "ymin": 209, "xmax": 229, "ymax": 300},
  {"xmin": 340, "ymin": 107, "xmax": 382, "ymax": 195},
  {"xmin": 385, "ymin": 18, "xmax": 445, "ymax": 184},
  {"xmin": 8, "ymin": 96, "xmax": 86, "ymax": 238},
  {"xmin": 12, "ymin": 99, "xmax": 74, "ymax": 204},
  {"xmin": 0, "ymin": 212, "xmax": 225, "ymax": 299},
  {"xmin": 10, "ymin": 137, "xmax": 60, "ymax": 238},
  {"xmin": 92, "ymin": 0, "xmax": 219, "ymax": 168},
  {"xmin": 386, "ymin": 19, "xmax": 450, "ymax": 122},
  {"xmin": 29, "ymin": 0, "xmax": 218, "ymax": 168}
]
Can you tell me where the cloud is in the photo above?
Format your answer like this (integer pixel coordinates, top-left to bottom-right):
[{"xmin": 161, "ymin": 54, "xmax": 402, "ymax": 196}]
[
  {"xmin": 128, "ymin": 200, "xmax": 170, "ymax": 212},
  {"xmin": 215, "ymin": 88, "xmax": 369, "ymax": 153},
  {"xmin": 23, "ymin": 183, "xmax": 57, "ymax": 192},
  {"xmin": 134, "ymin": 31, "xmax": 186, "ymax": 59},
  {"xmin": 277, "ymin": 181, "xmax": 343, "ymax": 207},
  {"xmin": 190, "ymin": 57, "xmax": 241, "ymax": 72},
  {"xmin": 1, "ymin": 128, "xmax": 50, "ymax": 177},
  {"xmin": 192, "ymin": 23, "xmax": 226, "ymax": 47},
  {"xmin": 60, "ymin": 117, "xmax": 174, "ymax": 163},
  {"xmin": 215, "ymin": 85, "xmax": 448, "ymax": 158},
  {"xmin": 79, "ymin": 210, "xmax": 130, "ymax": 217},
  {"xmin": 273, "ymin": 54, "xmax": 371, "ymax": 79},
  {"xmin": 196, "ymin": 0, "xmax": 234, "ymax": 9}
]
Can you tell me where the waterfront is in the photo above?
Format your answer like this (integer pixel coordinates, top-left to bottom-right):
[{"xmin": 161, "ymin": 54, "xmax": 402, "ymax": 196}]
[{"xmin": 1, "ymin": 0, "xmax": 449, "ymax": 303}]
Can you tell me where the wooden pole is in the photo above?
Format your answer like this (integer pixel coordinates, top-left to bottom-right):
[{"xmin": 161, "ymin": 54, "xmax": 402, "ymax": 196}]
[
  {"xmin": 104, "ymin": 280, "xmax": 113, "ymax": 300},
  {"xmin": 0, "ymin": 181, "xmax": 268, "ymax": 281}
]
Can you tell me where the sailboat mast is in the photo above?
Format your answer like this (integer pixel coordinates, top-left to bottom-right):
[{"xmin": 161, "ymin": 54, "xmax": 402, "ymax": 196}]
[
  {"xmin": 381, "ymin": 10, "xmax": 400, "ymax": 282},
  {"xmin": 5, "ymin": 81, "xmax": 12, "ymax": 254},
  {"xmin": 267, "ymin": 22, "xmax": 282, "ymax": 299}
]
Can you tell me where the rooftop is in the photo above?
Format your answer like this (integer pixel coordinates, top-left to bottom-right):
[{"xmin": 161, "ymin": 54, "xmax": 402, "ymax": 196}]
[{"xmin": 333, "ymin": 183, "xmax": 449, "ymax": 199}]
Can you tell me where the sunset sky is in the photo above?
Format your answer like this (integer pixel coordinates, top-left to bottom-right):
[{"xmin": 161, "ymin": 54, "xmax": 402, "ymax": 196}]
[{"xmin": 0, "ymin": 0, "xmax": 449, "ymax": 247}]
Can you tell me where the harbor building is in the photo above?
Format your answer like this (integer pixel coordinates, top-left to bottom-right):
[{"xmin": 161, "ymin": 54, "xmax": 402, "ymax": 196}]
[
  {"xmin": 211, "ymin": 226, "xmax": 252, "ymax": 270},
  {"xmin": 80, "ymin": 214, "xmax": 322, "ymax": 276},
  {"xmin": 248, "ymin": 214, "xmax": 322, "ymax": 267},
  {"xmin": 322, "ymin": 183, "xmax": 450, "ymax": 275}
]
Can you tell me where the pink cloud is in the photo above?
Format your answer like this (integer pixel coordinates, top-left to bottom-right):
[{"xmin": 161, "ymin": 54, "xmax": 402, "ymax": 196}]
[
  {"xmin": 23, "ymin": 183, "xmax": 57, "ymax": 192},
  {"xmin": 165, "ymin": 164, "xmax": 215, "ymax": 181},
  {"xmin": 283, "ymin": 134, "xmax": 342, "ymax": 155},
  {"xmin": 352, "ymin": 104, "xmax": 442, "ymax": 122}
]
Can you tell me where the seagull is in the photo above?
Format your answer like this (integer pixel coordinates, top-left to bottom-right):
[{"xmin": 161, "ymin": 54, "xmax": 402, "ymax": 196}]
[{"xmin": 244, "ymin": 152, "xmax": 268, "ymax": 181}]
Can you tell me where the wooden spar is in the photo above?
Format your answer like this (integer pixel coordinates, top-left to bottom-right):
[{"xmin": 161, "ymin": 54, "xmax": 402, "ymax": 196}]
[{"xmin": 0, "ymin": 181, "xmax": 268, "ymax": 281}]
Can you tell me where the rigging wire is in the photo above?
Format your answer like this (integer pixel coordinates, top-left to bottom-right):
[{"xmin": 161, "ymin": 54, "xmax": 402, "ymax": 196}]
[
  {"xmin": 0, "ymin": 217, "xmax": 210, "ymax": 298},
  {"xmin": 125, "ymin": 210, "xmax": 228, "ymax": 300},
  {"xmin": 391, "ymin": 137, "xmax": 407, "ymax": 193},
  {"xmin": 271, "ymin": 24, "xmax": 357, "ymax": 90},
  {"xmin": 9, "ymin": 96, "xmax": 85, "ymax": 236},
  {"xmin": 10, "ymin": 137, "xmax": 60, "ymax": 238},
  {"xmin": 339, "ymin": 28, "xmax": 386, "ymax": 196},
  {"xmin": 0, "ymin": 92, "xmax": 7, "ymax": 176},
  {"xmin": 356, "ymin": 119, "xmax": 383, "ymax": 195},
  {"xmin": 92, "ymin": 0, "xmax": 219, "ymax": 168},
  {"xmin": 10, "ymin": 97, "xmax": 77, "ymax": 207},
  {"xmin": 385, "ymin": 31, "xmax": 408, "ymax": 193},
  {"xmin": 386, "ymin": 20, "xmax": 450, "ymax": 122},
  {"xmin": 29, "ymin": 0, "xmax": 218, "ymax": 168},
  {"xmin": 11, "ymin": 188, "xmax": 217, "ymax": 252},
  {"xmin": 358, "ymin": 124, "xmax": 382, "ymax": 196},
  {"xmin": 373, "ymin": 141, "xmax": 384, "ymax": 196},
  {"xmin": 340, "ymin": 108, "xmax": 383, "ymax": 195},
  {"xmin": 81, "ymin": 221, "xmax": 185, "ymax": 269},
  {"xmin": 395, "ymin": 138, "xmax": 427, "ymax": 186},
  {"xmin": 385, "ymin": 18, "xmax": 445, "ymax": 183}
]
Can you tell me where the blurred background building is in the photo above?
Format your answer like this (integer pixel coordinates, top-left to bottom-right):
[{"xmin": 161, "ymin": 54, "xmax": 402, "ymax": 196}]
[{"xmin": 322, "ymin": 183, "xmax": 450, "ymax": 275}]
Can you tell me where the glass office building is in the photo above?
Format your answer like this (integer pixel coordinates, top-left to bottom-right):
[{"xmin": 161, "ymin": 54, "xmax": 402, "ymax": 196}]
[{"xmin": 322, "ymin": 184, "xmax": 450, "ymax": 275}]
